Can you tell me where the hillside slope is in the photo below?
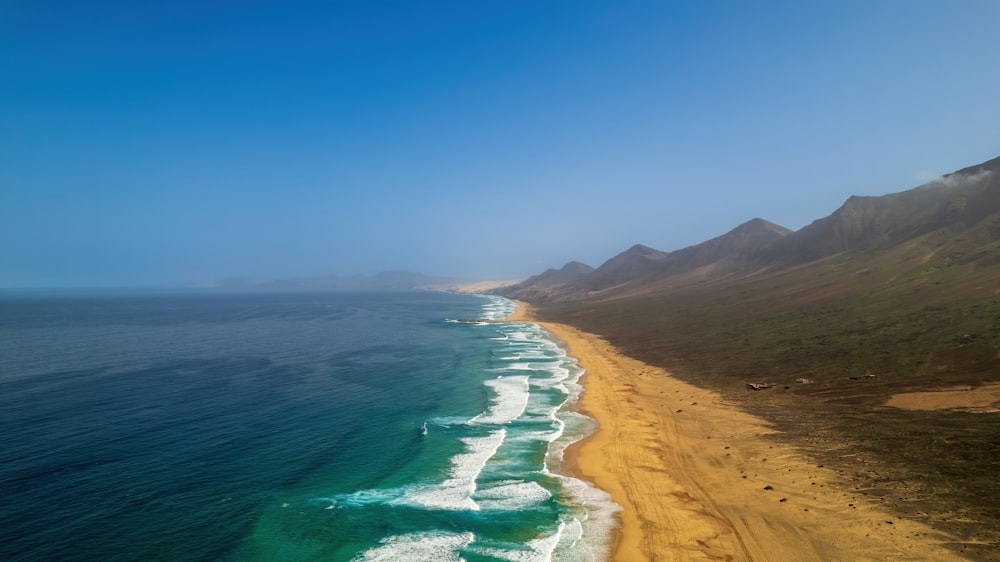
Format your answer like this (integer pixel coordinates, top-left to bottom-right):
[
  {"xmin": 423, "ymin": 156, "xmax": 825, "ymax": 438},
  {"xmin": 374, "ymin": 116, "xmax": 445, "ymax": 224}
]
[
  {"xmin": 501, "ymin": 218, "xmax": 793, "ymax": 302},
  {"xmin": 763, "ymin": 155, "xmax": 1000, "ymax": 265},
  {"xmin": 506, "ymin": 154, "xmax": 1000, "ymax": 556}
]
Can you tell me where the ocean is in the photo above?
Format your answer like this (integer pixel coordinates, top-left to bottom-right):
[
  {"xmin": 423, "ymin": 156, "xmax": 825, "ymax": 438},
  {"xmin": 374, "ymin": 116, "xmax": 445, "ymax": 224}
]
[{"xmin": 0, "ymin": 290, "xmax": 618, "ymax": 561}]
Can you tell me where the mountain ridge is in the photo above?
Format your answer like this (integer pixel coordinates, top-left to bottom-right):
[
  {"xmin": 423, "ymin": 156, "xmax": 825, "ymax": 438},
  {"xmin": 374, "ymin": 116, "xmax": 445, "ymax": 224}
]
[
  {"xmin": 499, "ymin": 217, "xmax": 794, "ymax": 301},
  {"xmin": 500, "ymin": 154, "xmax": 1000, "ymax": 302},
  {"xmin": 498, "ymin": 153, "xmax": 1000, "ymax": 553}
]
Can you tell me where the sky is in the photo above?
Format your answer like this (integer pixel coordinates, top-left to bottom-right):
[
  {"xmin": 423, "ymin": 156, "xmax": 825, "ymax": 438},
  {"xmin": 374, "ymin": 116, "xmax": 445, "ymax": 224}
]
[{"xmin": 2, "ymin": 0, "xmax": 1000, "ymax": 287}]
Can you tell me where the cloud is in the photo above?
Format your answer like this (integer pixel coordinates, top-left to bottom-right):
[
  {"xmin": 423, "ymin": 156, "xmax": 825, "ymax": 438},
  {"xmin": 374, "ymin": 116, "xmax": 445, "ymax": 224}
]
[{"xmin": 923, "ymin": 169, "xmax": 993, "ymax": 189}]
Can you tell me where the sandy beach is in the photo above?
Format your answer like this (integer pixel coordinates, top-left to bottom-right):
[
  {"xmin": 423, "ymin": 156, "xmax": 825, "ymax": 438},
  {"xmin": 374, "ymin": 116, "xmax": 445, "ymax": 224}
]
[{"xmin": 504, "ymin": 301, "xmax": 967, "ymax": 561}]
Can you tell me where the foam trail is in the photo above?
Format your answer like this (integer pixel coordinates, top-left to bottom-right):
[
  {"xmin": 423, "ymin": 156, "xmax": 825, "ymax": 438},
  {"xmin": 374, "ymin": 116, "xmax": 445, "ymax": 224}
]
[
  {"xmin": 357, "ymin": 531, "xmax": 474, "ymax": 561},
  {"xmin": 467, "ymin": 522, "xmax": 564, "ymax": 561},
  {"xmin": 494, "ymin": 361, "xmax": 533, "ymax": 372},
  {"xmin": 526, "ymin": 521, "xmax": 564, "ymax": 561},
  {"xmin": 561, "ymin": 518, "xmax": 584, "ymax": 552},
  {"xmin": 324, "ymin": 429, "xmax": 507, "ymax": 512},
  {"xmin": 474, "ymin": 480, "xmax": 552, "ymax": 511},
  {"xmin": 337, "ymin": 294, "xmax": 621, "ymax": 560},
  {"xmin": 550, "ymin": 474, "xmax": 620, "ymax": 561},
  {"xmin": 316, "ymin": 488, "xmax": 402, "ymax": 509},
  {"xmin": 480, "ymin": 296, "xmax": 517, "ymax": 320},
  {"xmin": 470, "ymin": 376, "xmax": 530, "ymax": 425},
  {"xmin": 400, "ymin": 429, "xmax": 506, "ymax": 511}
]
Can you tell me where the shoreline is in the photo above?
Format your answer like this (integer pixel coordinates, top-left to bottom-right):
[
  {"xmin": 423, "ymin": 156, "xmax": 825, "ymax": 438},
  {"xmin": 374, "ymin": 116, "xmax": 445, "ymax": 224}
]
[
  {"xmin": 504, "ymin": 300, "xmax": 967, "ymax": 561},
  {"xmin": 502, "ymin": 300, "xmax": 625, "ymax": 558}
]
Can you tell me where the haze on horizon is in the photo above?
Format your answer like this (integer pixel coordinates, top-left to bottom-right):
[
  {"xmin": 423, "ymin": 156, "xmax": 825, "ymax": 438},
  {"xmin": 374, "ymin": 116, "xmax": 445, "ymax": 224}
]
[{"xmin": 2, "ymin": 1, "xmax": 999, "ymax": 288}]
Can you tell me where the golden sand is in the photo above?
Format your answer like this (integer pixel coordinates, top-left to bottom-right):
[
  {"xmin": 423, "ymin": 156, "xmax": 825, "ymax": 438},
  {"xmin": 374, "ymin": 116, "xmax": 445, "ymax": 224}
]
[
  {"xmin": 505, "ymin": 301, "xmax": 966, "ymax": 561},
  {"xmin": 885, "ymin": 383, "xmax": 1000, "ymax": 413}
]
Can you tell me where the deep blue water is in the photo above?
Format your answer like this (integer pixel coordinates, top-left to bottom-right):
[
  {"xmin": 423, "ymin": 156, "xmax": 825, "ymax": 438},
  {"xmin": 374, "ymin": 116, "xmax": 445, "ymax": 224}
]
[{"xmin": 0, "ymin": 291, "xmax": 615, "ymax": 561}]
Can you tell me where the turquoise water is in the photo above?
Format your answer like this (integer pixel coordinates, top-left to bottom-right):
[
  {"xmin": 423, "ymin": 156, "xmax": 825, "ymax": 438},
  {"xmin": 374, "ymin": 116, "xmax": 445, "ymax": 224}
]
[{"xmin": 0, "ymin": 291, "xmax": 617, "ymax": 561}]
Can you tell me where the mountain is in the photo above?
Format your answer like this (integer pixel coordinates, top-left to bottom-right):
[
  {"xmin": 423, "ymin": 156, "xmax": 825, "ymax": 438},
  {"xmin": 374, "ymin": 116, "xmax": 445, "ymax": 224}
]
[
  {"xmin": 515, "ymin": 152, "xmax": 1000, "ymax": 380},
  {"xmin": 584, "ymin": 219, "xmax": 794, "ymax": 293},
  {"xmin": 668, "ymin": 217, "xmax": 790, "ymax": 264},
  {"xmin": 762, "ymin": 155, "xmax": 1000, "ymax": 265},
  {"xmin": 584, "ymin": 244, "xmax": 671, "ymax": 291},
  {"xmin": 508, "ymin": 154, "xmax": 1000, "ymax": 547},
  {"xmin": 502, "ymin": 155, "xmax": 1000, "ymax": 303},
  {"xmin": 527, "ymin": 261, "xmax": 595, "ymax": 287},
  {"xmin": 497, "ymin": 261, "xmax": 594, "ymax": 301},
  {"xmin": 644, "ymin": 217, "xmax": 790, "ymax": 280},
  {"xmin": 500, "ymin": 218, "xmax": 792, "ymax": 301}
]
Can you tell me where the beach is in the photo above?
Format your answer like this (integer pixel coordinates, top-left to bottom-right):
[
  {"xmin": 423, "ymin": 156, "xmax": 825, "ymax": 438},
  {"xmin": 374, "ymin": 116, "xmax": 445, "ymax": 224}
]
[{"xmin": 506, "ymin": 301, "xmax": 967, "ymax": 561}]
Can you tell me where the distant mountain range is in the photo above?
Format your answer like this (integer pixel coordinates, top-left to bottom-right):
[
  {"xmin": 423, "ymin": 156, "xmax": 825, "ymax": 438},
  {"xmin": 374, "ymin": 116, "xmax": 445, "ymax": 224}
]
[{"xmin": 499, "ymin": 154, "xmax": 1000, "ymax": 303}]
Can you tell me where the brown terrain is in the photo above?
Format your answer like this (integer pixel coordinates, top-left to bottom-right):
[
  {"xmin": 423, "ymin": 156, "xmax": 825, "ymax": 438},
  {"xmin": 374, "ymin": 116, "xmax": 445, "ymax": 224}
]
[{"xmin": 497, "ymin": 154, "xmax": 1000, "ymax": 560}]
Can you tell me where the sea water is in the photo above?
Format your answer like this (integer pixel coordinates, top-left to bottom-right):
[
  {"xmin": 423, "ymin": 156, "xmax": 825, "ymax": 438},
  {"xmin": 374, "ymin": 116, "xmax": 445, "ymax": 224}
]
[{"xmin": 0, "ymin": 290, "xmax": 618, "ymax": 561}]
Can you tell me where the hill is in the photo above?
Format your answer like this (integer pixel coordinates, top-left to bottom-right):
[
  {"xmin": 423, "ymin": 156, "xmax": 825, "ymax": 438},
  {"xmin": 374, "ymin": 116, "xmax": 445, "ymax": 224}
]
[
  {"xmin": 501, "ymin": 218, "xmax": 792, "ymax": 302},
  {"xmin": 763, "ymin": 155, "xmax": 1000, "ymax": 265},
  {"xmin": 496, "ymin": 261, "xmax": 594, "ymax": 302},
  {"xmin": 501, "ymin": 154, "xmax": 1000, "ymax": 556}
]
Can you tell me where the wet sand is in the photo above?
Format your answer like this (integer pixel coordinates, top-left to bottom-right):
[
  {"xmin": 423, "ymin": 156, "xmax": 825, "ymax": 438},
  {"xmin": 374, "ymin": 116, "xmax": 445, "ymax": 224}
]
[{"xmin": 505, "ymin": 301, "xmax": 966, "ymax": 561}]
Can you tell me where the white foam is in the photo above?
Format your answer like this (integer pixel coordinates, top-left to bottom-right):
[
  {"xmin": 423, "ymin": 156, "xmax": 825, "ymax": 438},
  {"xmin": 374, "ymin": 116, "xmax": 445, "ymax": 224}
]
[
  {"xmin": 470, "ymin": 376, "xmax": 529, "ymax": 425},
  {"xmin": 551, "ymin": 475, "xmax": 621, "ymax": 561},
  {"xmin": 427, "ymin": 415, "xmax": 474, "ymax": 428},
  {"xmin": 508, "ymin": 426, "xmax": 560, "ymax": 444},
  {"xmin": 466, "ymin": 522, "xmax": 564, "ymax": 562},
  {"xmin": 474, "ymin": 480, "xmax": 552, "ymax": 511},
  {"xmin": 560, "ymin": 518, "xmax": 584, "ymax": 552},
  {"xmin": 324, "ymin": 429, "xmax": 507, "ymax": 512},
  {"xmin": 399, "ymin": 429, "xmax": 506, "ymax": 511},
  {"xmin": 544, "ymin": 411, "xmax": 593, "ymax": 468},
  {"xmin": 478, "ymin": 295, "xmax": 517, "ymax": 320},
  {"xmin": 342, "ymin": 296, "xmax": 618, "ymax": 561},
  {"xmin": 524, "ymin": 365, "xmax": 571, "ymax": 387},
  {"xmin": 318, "ymin": 487, "xmax": 402, "ymax": 509},
  {"xmin": 356, "ymin": 531, "xmax": 474, "ymax": 561},
  {"xmin": 508, "ymin": 417, "xmax": 564, "ymax": 445},
  {"xmin": 526, "ymin": 521, "xmax": 563, "ymax": 561},
  {"xmin": 494, "ymin": 362, "xmax": 533, "ymax": 371}
]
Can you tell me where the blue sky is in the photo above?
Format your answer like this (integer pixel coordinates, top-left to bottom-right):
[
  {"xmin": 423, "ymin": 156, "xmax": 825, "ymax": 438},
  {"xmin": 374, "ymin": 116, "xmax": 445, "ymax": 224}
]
[{"xmin": 2, "ymin": 1, "xmax": 999, "ymax": 287}]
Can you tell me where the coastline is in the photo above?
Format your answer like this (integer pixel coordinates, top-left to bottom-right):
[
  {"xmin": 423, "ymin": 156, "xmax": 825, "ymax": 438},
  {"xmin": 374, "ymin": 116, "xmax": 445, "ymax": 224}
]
[{"xmin": 505, "ymin": 300, "xmax": 966, "ymax": 561}]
